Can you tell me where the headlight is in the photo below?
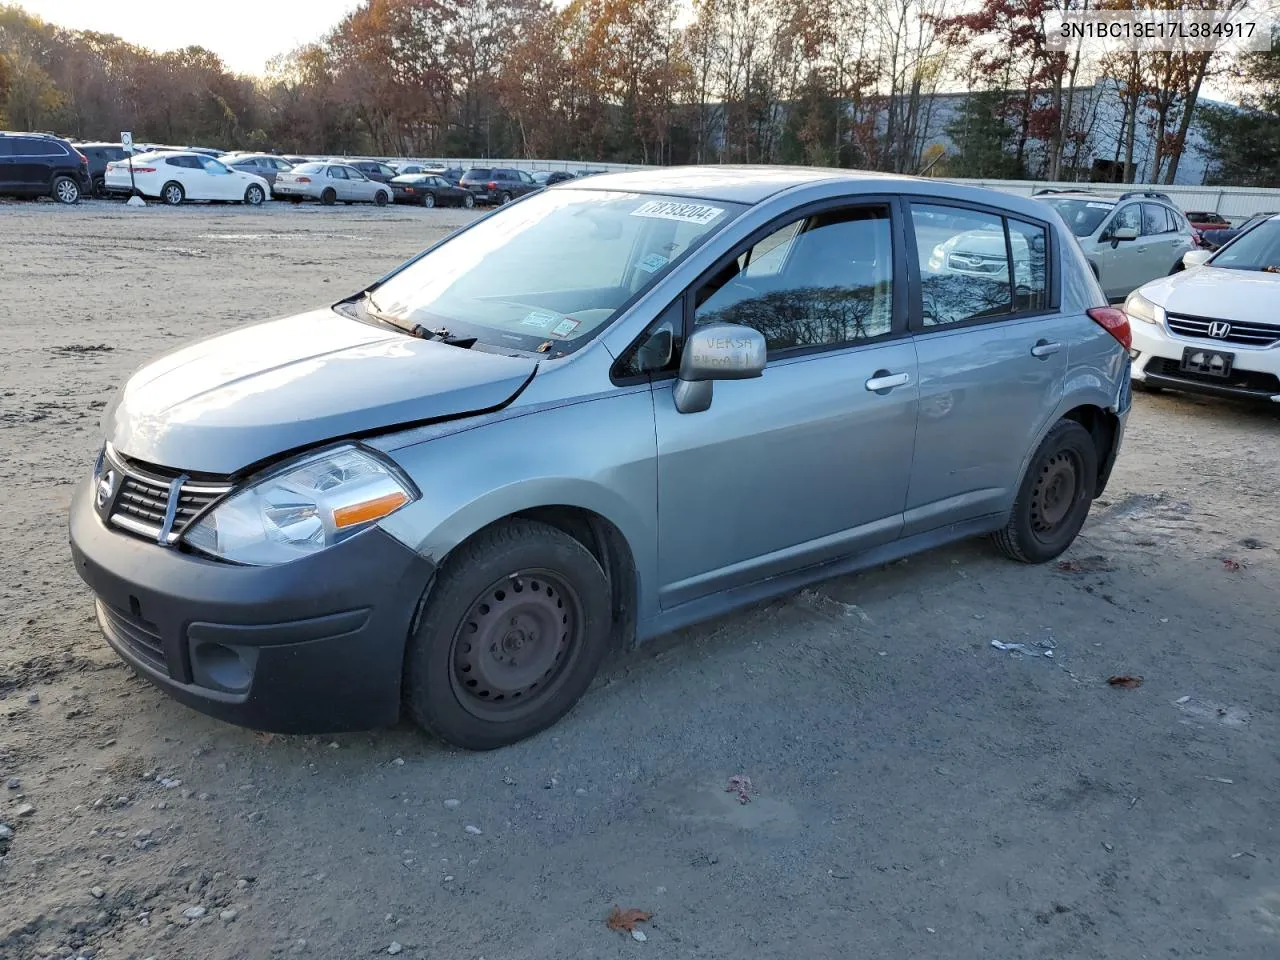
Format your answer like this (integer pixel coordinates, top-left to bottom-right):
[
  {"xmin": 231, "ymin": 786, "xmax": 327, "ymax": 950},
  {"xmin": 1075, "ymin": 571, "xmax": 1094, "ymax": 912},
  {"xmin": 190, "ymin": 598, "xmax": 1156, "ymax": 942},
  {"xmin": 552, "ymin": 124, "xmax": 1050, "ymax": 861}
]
[
  {"xmin": 184, "ymin": 445, "xmax": 416, "ymax": 566},
  {"xmin": 1123, "ymin": 290, "xmax": 1162, "ymax": 325}
]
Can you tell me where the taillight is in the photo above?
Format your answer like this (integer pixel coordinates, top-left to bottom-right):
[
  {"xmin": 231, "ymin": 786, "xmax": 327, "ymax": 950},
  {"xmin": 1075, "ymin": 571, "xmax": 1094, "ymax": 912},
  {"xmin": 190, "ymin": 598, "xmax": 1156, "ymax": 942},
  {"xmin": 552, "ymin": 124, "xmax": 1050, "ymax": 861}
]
[
  {"xmin": 1087, "ymin": 306, "xmax": 1131, "ymax": 352},
  {"xmin": 296, "ymin": 176, "xmax": 311, "ymax": 184},
  {"xmin": 487, "ymin": 181, "xmax": 497, "ymax": 190},
  {"xmin": 129, "ymin": 166, "xmax": 156, "ymax": 173}
]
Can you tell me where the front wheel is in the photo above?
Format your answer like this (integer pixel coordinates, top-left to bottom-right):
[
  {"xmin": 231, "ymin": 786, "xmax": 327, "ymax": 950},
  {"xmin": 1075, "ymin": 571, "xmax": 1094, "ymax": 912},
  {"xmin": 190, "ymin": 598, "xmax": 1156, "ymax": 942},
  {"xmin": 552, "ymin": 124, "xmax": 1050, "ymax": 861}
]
[
  {"xmin": 243, "ymin": 184, "xmax": 265, "ymax": 206},
  {"xmin": 992, "ymin": 419, "xmax": 1098, "ymax": 564},
  {"xmin": 161, "ymin": 181, "xmax": 185, "ymax": 206},
  {"xmin": 52, "ymin": 176, "xmax": 81, "ymax": 204},
  {"xmin": 375, "ymin": 190, "xmax": 389, "ymax": 207},
  {"xmin": 404, "ymin": 519, "xmax": 612, "ymax": 750}
]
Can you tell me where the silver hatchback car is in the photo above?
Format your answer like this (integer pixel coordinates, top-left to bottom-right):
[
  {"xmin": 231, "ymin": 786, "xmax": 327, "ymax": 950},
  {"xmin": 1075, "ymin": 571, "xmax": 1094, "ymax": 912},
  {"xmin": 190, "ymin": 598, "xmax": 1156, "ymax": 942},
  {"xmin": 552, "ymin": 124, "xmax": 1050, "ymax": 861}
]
[{"xmin": 70, "ymin": 167, "xmax": 1132, "ymax": 749}]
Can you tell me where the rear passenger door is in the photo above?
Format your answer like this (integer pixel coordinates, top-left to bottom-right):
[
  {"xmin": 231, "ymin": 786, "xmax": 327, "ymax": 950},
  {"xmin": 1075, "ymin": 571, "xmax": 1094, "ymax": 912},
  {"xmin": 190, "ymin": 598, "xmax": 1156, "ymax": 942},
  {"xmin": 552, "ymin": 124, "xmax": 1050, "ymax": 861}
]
[
  {"xmin": 904, "ymin": 200, "xmax": 1069, "ymax": 534},
  {"xmin": 651, "ymin": 200, "xmax": 918, "ymax": 608}
]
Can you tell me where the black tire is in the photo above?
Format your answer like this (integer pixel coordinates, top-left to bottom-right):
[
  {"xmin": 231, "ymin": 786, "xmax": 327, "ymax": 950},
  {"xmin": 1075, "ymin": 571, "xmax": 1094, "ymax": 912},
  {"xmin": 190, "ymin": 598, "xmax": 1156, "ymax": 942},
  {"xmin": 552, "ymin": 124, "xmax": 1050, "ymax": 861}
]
[
  {"xmin": 1133, "ymin": 380, "xmax": 1164, "ymax": 394},
  {"xmin": 92, "ymin": 176, "xmax": 107, "ymax": 198},
  {"xmin": 404, "ymin": 519, "xmax": 612, "ymax": 750},
  {"xmin": 243, "ymin": 184, "xmax": 265, "ymax": 206},
  {"xmin": 290, "ymin": 195, "xmax": 303, "ymax": 204},
  {"xmin": 993, "ymin": 419, "xmax": 1098, "ymax": 564},
  {"xmin": 321, "ymin": 187, "xmax": 336, "ymax": 206},
  {"xmin": 52, "ymin": 176, "xmax": 81, "ymax": 204},
  {"xmin": 161, "ymin": 181, "xmax": 184, "ymax": 206},
  {"xmin": 422, "ymin": 192, "xmax": 435, "ymax": 208},
  {"xmin": 375, "ymin": 190, "xmax": 389, "ymax": 207},
  {"xmin": 463, "ymin": 193, "xmax": 475, "ymax": 209},
  {"xmin": 499, "ymin": 191, "xmax": 512, "ymax": 205}
]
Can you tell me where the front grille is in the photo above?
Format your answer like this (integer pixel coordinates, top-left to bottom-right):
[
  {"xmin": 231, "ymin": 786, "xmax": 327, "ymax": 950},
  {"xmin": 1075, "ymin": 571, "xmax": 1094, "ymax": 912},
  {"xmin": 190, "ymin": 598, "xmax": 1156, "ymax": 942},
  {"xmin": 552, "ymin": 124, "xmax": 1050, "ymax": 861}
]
[
  {"xmin": 1145, "ymin": 357, "xmax": 1280, "ymax": 393},
  {"xmin": 1166, "ymin": 313, "xmax": 1280, "ymax": 348},
  {"xmin": 97, "ymin": 600, "xmax": 167, "ymax": 674},
  {"xmin": 104, "ymin": 447, "xmax": 232, "ymax": 543}
]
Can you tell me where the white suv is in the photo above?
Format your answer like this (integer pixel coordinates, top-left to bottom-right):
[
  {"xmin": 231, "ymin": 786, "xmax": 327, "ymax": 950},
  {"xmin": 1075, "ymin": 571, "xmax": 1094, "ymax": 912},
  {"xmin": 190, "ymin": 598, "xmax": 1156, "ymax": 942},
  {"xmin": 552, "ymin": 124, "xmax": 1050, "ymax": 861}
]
[{"xmin": 1036, "ymin": 190, "xmax": 1195, "ymax": 301}]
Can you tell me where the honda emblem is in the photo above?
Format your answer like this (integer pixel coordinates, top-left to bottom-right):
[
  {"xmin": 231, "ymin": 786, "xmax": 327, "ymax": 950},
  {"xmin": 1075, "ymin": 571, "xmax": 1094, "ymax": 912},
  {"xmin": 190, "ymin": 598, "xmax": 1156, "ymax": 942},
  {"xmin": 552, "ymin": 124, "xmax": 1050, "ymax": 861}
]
[{"xmin": 1208, "ymin": 321, "xmax": 1231, "ymax": 339}]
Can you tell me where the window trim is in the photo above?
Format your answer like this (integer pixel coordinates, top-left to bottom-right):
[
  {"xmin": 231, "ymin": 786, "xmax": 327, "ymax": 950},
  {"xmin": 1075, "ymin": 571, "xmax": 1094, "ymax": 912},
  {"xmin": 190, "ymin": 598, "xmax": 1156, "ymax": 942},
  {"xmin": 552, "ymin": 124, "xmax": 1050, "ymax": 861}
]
[{"xmin": 901, "ymin": 196, "xmax": 1060, "ymax": 336}]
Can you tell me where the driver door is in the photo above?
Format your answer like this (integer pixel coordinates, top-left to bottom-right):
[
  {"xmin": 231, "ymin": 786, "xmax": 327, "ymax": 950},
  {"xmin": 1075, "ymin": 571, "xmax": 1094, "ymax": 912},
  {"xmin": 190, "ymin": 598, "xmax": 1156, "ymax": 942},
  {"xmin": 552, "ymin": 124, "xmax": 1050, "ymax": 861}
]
[
  {"xmin": 1096, "ymin": 203, "xmax": 1144, "ymax": 299},
  {"xmin": 651, "ymin": 200, "xmax": 918, "ymax": 609}
]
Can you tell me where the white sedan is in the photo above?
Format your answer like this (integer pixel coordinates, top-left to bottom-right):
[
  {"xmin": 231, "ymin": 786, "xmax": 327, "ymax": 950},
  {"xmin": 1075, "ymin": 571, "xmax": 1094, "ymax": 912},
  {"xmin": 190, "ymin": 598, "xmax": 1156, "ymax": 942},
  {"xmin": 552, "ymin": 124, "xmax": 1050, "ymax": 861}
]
[
  {"xmin": 1127, "ymin": 214, "xmax": 1280, "ymax": 403},
  {"xmin": 104, "ymin": 151, "xmax": 271, "ymax": 206}
]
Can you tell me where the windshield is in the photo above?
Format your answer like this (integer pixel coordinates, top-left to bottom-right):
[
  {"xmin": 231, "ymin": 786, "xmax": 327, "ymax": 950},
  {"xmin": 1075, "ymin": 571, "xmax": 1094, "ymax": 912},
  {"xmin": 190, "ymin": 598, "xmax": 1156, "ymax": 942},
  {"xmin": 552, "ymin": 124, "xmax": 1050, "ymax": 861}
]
[
  {"xmin": 1209, "ymin": 218, "xmax": 1280, "ymax": 271},
  {"xmin": 367, "ymin": 189, "xmax": 744, "ymax": 353},
  {"xmin": 1040, "ymin": 198, "xmax": 1114, "ymax": 237}
]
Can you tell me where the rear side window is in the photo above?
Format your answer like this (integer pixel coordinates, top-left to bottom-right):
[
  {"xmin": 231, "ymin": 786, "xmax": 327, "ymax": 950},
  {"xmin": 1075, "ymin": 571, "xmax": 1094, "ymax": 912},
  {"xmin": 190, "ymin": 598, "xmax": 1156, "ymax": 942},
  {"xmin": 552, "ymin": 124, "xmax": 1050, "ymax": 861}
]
[
  {"xmin": 329, "ymin": 166, "xmax": 348, "ymax": 179},
  {"xmin": 14, "ymin": 136, "xmax": 66, "ymax": 157},
  {"xmin": 1142, "ymin": 203, "xmax": 1174, "ymax": 235},
  {"xmin": 911, "ymin": 202, "xmax": 1049, "ymax": 326},
  {"xmin": 694, "ymin": 204, "xmax": 895, "ymax": 351}
]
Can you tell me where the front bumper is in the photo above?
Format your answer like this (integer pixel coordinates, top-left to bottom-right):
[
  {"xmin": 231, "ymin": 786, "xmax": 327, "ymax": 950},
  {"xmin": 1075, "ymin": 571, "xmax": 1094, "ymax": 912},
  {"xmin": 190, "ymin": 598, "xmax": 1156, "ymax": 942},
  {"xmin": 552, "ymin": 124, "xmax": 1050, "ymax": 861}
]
[
  {"xmin": 1130, "ymin": 320, "xmax": 1280, "ymax": 402},
  {"xmin": 69, "ymin": 478, "xmax": 434, "ymax": 733}
]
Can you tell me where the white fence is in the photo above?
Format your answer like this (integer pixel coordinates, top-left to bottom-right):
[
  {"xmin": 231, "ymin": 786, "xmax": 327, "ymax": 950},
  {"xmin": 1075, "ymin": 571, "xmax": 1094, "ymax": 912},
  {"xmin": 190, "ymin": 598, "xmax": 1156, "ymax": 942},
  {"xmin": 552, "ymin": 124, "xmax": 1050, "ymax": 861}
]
[{"xmin": 375, "ymin": 156, "xmax": 1280, "ymax": 222}]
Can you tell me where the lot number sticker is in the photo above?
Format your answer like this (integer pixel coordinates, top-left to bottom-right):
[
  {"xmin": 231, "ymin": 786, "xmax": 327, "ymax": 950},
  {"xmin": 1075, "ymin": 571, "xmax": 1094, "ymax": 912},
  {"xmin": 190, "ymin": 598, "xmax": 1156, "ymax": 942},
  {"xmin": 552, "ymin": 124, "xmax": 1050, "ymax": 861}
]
[
  {"xmin": 521, "ymin": 310, "xmax": 560, "ymax": 329},
  {"xmin": 637, "ymin": 253, "xmax": 670, "ymax": 273},
  {"xmin": 631, "ymin": 201, "xmax": 724, "ymax": 225}
]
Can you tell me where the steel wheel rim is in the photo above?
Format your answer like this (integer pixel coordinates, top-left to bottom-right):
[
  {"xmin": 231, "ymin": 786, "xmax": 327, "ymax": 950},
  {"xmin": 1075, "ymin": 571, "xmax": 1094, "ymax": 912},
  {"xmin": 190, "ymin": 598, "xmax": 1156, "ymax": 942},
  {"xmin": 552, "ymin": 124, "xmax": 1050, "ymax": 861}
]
[
  {"xmin": 1030, "ymin": 450, "xmax": 1080, "ymax": 537},
  {"xmin": 448, "ymin": 569, "xmax": 585, "ymax": 722},
  {"xmin": 56, "ymin": 180, "xmax": 77, "ymax": 203}
]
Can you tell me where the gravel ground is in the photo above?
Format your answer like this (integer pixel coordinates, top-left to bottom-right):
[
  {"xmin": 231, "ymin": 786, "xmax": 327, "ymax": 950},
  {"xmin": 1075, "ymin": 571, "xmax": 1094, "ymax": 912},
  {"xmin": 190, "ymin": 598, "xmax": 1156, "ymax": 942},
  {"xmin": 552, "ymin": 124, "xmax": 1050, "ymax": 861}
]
[{"xmin": 1, "ymin": 199, "xmax": 1278, "ymax": 960}]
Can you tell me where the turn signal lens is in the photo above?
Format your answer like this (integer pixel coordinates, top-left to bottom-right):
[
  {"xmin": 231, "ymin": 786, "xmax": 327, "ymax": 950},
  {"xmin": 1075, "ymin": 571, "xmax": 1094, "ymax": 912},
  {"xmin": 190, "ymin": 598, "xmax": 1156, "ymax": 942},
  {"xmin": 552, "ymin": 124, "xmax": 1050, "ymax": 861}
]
[{"xmin": 333, "ymin": 491, "xmax": 410, "ymax": 529}]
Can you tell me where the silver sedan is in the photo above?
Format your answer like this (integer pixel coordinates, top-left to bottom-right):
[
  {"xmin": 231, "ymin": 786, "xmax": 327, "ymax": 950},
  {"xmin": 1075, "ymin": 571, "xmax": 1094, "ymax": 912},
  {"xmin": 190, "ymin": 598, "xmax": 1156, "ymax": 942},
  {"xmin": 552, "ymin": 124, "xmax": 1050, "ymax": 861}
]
[{"xmin": 272, "ymin": 162, "xmax": 392, "ymax": 206}]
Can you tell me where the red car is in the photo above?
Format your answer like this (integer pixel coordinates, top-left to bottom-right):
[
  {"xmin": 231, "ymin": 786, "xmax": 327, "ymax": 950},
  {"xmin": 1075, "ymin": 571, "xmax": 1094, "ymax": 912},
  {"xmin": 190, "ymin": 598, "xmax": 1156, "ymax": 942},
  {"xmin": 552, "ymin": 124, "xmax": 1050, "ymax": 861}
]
[{"xmin": 1184, "ymin": 210, "xmax": 1231, "ymax": 232}]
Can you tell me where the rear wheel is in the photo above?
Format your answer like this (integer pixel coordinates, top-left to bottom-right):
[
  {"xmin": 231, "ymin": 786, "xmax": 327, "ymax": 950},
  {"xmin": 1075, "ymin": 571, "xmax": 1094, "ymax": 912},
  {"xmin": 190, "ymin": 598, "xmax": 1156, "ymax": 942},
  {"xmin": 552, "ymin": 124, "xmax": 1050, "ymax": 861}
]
[
  {"xmin": 422, "ymin": 192, "xmax": 436, "ymax": 208},
  {"xmin": 161, "ymin": 181, "xmax": 184, "ymax": 206},
  {"xmin": 404, "ymin": 519, "xmax": 612, "ymax": 750},
  {"xmin": 52, "ymin": 176, "xmax": 81, "ymax": 204},
  {"xmin": 375, "ymin": 190, "xmax": 389, "ymax": 207},
  {"xmin": 243, "ymin": 184, "xmax": 265, "ymax": 206},
  {"xmin": 993, "ymin": 419, "xmax": 1098, "ymax": 564},
  {"xmin": 320, "ymin": 187, "xmax": 336, "ymax": 206},
  {"xmin": 499, "ymin": 191, "xmax": 512, "ymax": 205}
]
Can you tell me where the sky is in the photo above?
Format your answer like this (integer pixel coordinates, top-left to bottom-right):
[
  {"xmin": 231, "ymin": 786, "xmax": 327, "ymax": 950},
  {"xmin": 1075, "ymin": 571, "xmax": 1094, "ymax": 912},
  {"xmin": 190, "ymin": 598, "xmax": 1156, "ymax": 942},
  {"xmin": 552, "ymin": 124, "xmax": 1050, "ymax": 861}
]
[{"xmin": 22, "ymin": 0, "xmax": 365, "ymax": 74}]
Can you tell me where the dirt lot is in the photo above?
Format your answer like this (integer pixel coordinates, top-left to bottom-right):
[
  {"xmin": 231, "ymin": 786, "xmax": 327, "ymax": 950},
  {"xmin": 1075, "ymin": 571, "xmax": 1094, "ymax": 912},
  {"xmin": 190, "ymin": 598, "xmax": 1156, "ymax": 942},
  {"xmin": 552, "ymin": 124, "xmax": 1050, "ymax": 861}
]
[{"xmin": 1, "ymin": 200, "xmax": 1278, "ymax": 960}]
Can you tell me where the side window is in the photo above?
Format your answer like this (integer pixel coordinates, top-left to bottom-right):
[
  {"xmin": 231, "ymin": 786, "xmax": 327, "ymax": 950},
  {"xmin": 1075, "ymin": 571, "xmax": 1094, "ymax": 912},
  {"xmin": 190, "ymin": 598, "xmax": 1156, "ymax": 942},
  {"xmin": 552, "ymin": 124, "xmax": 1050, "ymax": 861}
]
[
  {"xmin": 379, "ymin": 164, "xmax": 397, "ymax": 178},
  {"xmin": 1142, "ymin": 203, "xmax": 1171, "ymax": 235},
  {"xmin": 1007, "ymin": 219, "xmax": 1049, "ymax": 312},
  {"xmin": 1165, "ymin": 208, "xmax": 1186, "ymax": 232},
  {"xmin": 1108, "ymin": 204, "xmax": 1141, "ymax": 237},
  {"xmin": 913, "ymin": 203, "xmax": 1012, "ymax": 326},
  {"xmin": 693, "ymin": 205, "xmax": 895, "ymax": 352}
]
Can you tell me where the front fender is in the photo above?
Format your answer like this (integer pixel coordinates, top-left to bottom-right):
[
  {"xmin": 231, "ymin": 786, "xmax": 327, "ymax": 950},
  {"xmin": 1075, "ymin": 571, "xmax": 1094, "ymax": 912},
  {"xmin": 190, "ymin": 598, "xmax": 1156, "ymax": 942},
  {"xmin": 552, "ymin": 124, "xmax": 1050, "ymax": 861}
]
[{"xmin": 375, "ymin": 389, "xmax": 660, "ymax": 616}]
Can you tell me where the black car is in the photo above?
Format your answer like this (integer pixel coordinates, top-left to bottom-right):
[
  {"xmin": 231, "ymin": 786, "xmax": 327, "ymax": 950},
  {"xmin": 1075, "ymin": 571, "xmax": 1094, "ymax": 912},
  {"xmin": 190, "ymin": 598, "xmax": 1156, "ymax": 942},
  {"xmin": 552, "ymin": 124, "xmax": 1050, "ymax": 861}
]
[
  {"xmin": 458, "ymin": 166, "xmax": 541, "ymax": 205},
  {"xmin": 389, "ymin": 174, "xmax": 476, "ymax": 208},
  {"xmin": 544, "ymin": 171, "xmax": 576, "ymax": 185},
  {"xmin": 346, "ymin": 159, "xmax": 400, "ymax": 183},
  {"xmin": 0, "ymin": 132, "xmax": 91, "ymax": 203},
  {"xmin": 424, "ymin": 166, "xmax": 464, "ymax": 185},
  {"xmin": 1201, "ymin": 212, "xmax": 1279, "ymax": 250},
  {"xmin": 74, "ymin": 142, "xmax": 132, "ymax": 196}
]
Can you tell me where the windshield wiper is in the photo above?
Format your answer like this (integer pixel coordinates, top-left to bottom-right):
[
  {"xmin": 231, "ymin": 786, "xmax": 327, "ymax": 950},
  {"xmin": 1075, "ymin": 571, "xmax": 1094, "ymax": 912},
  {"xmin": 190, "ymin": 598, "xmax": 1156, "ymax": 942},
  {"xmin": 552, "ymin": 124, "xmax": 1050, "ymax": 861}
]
[{"xmin": 364, "ymin": 295, "xmax": 478, "ymax": 348}]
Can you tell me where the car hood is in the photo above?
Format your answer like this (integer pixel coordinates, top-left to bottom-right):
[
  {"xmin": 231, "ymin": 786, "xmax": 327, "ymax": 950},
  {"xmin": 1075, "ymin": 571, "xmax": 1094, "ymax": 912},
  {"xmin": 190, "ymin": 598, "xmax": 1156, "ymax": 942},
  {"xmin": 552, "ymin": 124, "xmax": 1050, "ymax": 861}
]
[
  {"xmin": 1141, "ymin": 267, "xmax": 1280, "ymax": 323},
  {"xmin": 105, "ymin": 308, "xmax": 537, "ymax": 475}
]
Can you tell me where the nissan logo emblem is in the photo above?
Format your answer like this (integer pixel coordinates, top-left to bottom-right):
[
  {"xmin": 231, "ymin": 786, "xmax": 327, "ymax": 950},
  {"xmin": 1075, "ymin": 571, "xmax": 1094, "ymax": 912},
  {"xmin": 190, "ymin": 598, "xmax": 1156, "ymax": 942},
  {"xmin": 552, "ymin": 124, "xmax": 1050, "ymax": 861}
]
[
  {"xmin": 1208, "ymin": 321, "xmax": 1231, "ymax": 339},
  {"xmin": 96, "ymin": 469, "xmax": 117, "ymax": 509}
]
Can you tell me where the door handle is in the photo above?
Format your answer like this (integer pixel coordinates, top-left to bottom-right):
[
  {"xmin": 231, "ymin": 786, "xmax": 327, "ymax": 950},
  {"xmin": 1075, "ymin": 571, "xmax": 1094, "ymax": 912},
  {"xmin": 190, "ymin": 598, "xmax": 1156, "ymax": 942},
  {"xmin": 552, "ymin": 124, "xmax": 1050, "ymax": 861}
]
[
  {"xmin": 1031, "ymin": 340, "xmax": 1062, "ymax": 359},
  {"xmin": 865, "ymin": 371, "xmax": 911, "ymax": 392}
]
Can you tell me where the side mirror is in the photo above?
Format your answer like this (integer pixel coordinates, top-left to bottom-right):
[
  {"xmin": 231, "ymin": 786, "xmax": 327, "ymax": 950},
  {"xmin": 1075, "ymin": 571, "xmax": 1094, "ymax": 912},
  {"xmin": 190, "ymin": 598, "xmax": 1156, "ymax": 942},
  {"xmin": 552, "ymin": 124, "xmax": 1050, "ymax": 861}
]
[
  {"xmin": 1182, "ymin": 249, "xmax": 1213, "ymax": 269},
  {"xmin": 673, "ymin": 323, "xmax": 766, "ymax": 414},
  {"xmin": 1112, "ymin": 225, "xmax": 1140, "ymax": 242}
]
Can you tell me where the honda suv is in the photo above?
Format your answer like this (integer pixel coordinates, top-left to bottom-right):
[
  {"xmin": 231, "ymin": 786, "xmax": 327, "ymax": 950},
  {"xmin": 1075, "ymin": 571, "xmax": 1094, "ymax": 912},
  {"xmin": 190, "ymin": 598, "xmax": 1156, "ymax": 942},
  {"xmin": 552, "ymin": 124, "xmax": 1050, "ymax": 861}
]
[
  {"xmin": 459, "ymin": 167, "xmax": 541, "ymax": 205},
  {"xmin": 70, "ymin": 167, "xmax": 1130, "ymax": 750},
  {"xmin": 1035, "ymin": 190, "xmax": 1195, "ymax": 301},
  {"xmin": 0, "ymin": 132, "xmax": 91, "ymax": 203}
]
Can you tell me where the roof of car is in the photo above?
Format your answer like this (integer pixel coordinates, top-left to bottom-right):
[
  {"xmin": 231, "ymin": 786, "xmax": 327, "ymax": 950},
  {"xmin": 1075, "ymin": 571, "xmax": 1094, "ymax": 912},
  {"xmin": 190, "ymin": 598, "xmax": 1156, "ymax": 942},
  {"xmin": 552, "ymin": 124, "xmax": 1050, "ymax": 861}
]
[{"xmin": 570, "ymin": 164, "xmax": 980, "ymax": 204}]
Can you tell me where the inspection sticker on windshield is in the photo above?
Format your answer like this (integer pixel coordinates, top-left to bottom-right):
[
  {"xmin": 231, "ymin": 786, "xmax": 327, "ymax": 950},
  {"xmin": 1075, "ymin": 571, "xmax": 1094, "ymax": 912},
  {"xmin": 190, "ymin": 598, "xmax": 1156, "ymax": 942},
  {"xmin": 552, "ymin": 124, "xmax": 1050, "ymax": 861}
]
[
  {"xmin": 637, "ymin": 253, "xmax": 670, "ymax": 273},
  {"xmin": 631, "ymin": 201, "xmax": 724, "ymax": 225},
  {"xmin": 551, "ymin": 318, "xmax": 580, "ymax": 337},
  {"xmin": 521, "ymin": 310, "xmax": 560, "ymax": 329}
]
